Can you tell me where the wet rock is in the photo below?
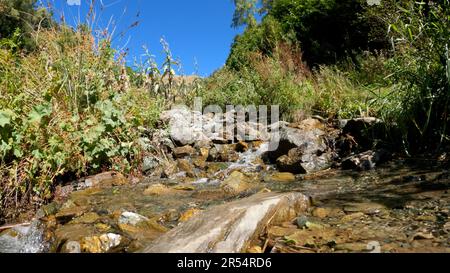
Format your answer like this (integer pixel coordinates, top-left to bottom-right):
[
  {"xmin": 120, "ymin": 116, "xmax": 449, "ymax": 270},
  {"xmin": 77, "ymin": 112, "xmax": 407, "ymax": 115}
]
[
  {"xmin": 247, "ymin": 246, "xmax": 263, "ymax": 253},
  {"xmin": 118, "ymin": 218, "xmax": 169, "ymax": 241},
  {"xmin": 340, "ymin": 212, "xmax": 365, "ymax": 223},
  {"xmin": 177, "ymin": 159, "xmax": 195, "ymax": 178},
  {"xmin": 281, "ymin": 227, "xmax": 341, "ymax": 249},
  {"xmin": 295, "ymin": 215, "xmax": 309, "ymax": 228},
  {"xmin": 161, "ymin": 107, "xmax": 209, "ymax": 146},
  {"xmin": 305, "ymin": 221, "xmax": 324, "ymax": 230},
  {"xmin": 341, "ymin": 150, "xmax": 391, "ymax": 171},
  {"xmin": 70, "ymin": 212, "xmax": 100, "ymax": 224},
  {"xmin": 444, "ymin": 222, "xmax": 450, "ymax": 233},
  {"xmin": 80, "ymin": 233, "xmax": 121, "ymax": 253},
  {"xmin": 290, "ymin": 118, "xmax": 325, "ymax": 131},
  {"xmin": 276, "ymin": 149, "xmax": 306, "ymax": 174},
  {"xmin": 264, "ymin": 172, "xmax": 296, "ymax": 183},
  {"xmin": 193, "ymin": 147, "xmax": 209, "ymax": 169},
  {"xmin": 208, "ymin": 145, "xmax": 239, "ymax": 162},
  {"xmin": 295, "ymin": 216, "xmax": 323, "ymax": 230},
  {"xmin": 172, "ymin": 185, "xmax": 196, "ymax": 191},
  {"xmin": 63, "ymin": 241, "xmax": 81, "ymax": 253},
  {"xmin": 343, "ymin": 202, "xmax": 387, "ymax": 215},
  {"xmin": 221, "ymin": 171, "xmax": 253, "ymax": 195},
  {"xmin": 143, "ymin": 184, "xmax": 176, "ymax": 196},
  {"xmin": 140, "ymin": 192, "xmax": 310, "ymax": 253},
  {"xmin": 179, "ymin": 208, "xmax": 202, "ymax": 222},
  {"xmin": 335, "ymin": 242, "xmax": 368, "ymax": 252},
  {"xmin": 276, "ymin": 146, "xmax": 332, "ymax": 174},
  {"xmin": 340, "ymin": 117, "xmax": 384, "ymax": 152},
  {"xmin": 267, "ymin": 123, "xmax": 332, "ymax": 174},
  {"xmin": 119, "ymin": 212, "xmax": 148, "ymax": 226},
  {"xmin": 54, "ymin": 224, "xmax": 97, "ymax": 250},
  {"xmin": 83, "ymin": 172, "xmax": 128, "ymax": 188},
  {"xmin": 235, "ymin": 141, "xmax": 249, "ymax": 153},
  {"xmin": 161, "ymin": 161, "xmax": 178, "ymax": 178},
  {"xmin": 268, "ymin": 226, "xmax": 298, "ymax": 237},
  {"xmin": 55, "ymin": 206, "xmax": 88, "ymax": 224},
  {"xmin": 416, "ymin": 215, "xmax": 437, "ymax": 222},
  {"xmin": 173, "ymin": 145, "xmax": 196, "ymax": 158},
  {"xmin": 268, "ymin": 126, "xmax": 324, "ymax": 159},
  {"xmin": 236, "ymin": 122, "xmax": 269, "ymax": 142},
  {"xmin": 95, "ymin": 223, "xmax": 111, "ymax": 233},
  {"xmin": 142, "ymin": 156, "xmax": 159, "ymax": 173},
  {"xmin": 411, "ymin": 232, "xmax": 434, "ymax": 241},
  {"xmin": 312, "ymin": 207, "xmax": 330, "ymax": 219},
  {"xmin": 54, "ymin": 185, "xmax": 74, "ymax": 201},
  {"xmin": 162, "ymin": 209, "xmax": 180, "ymax": 222},
  {"xmin": 38, "ymin": 202, "xmax": 60, "ymax": 218}
]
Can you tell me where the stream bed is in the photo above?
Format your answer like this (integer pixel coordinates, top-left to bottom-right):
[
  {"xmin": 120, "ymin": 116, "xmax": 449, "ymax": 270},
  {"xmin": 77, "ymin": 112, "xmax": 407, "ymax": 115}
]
[{"xmin": 1, "ymin": 159, "xmax": 448, "ymax": 253}]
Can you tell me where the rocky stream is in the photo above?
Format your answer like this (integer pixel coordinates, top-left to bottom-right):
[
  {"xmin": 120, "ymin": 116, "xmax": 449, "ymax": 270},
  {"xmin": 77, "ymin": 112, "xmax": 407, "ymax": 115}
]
[{"xmin": 1, "ymin": 107, "xmax": 449, "ymax": 253}]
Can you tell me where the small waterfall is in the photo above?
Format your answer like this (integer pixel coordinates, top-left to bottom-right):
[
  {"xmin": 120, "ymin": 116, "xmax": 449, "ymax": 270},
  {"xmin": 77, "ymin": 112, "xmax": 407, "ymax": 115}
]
[
  {"xmin": 0, "ymin": 220, "xmax": 48, "ymax": 253},
  {"xmin": 215, "ymin": 142, "xmax": 270, "ymax": 177}
]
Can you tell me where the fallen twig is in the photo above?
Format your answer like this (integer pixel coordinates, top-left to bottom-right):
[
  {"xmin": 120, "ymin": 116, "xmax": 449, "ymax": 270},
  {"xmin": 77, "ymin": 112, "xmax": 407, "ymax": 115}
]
[{"xmin": 0, "ymin": 222, "xmax": 31, "ymax": 231}]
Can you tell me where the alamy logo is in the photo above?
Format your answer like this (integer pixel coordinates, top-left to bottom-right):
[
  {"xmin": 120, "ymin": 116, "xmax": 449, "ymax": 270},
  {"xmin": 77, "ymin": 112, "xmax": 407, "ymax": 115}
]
[
  {"xmin": 67, "ymin": 0, "xmax": 81, "ymax": 6},
  {"xmin": 165, "ymin": 97, "xmax": 281, "ymax": 151}
]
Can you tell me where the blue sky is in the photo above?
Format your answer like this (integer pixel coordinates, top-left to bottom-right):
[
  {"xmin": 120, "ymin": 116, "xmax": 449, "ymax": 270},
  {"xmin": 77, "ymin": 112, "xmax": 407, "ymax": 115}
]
[{"xmin": 48, "ymin": 0, "xmax": 245, "ymax": 76}]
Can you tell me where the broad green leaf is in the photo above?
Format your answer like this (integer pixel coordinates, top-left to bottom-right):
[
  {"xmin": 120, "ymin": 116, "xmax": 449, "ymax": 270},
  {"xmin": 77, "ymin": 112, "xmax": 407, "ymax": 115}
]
[
  {"xmin": 0, "ymin": 109, "xmax": 15, "ymax": 127},
  {"xmin": 28, "ymin": 103, "xmax": 52, "ymax": 124}
]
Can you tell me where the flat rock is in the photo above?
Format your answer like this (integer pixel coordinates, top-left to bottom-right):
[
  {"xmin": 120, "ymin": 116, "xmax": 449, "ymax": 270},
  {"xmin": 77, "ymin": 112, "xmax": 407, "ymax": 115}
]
[
  {"xmin": 173, "ymin": 145, "xmax": 196, "ymax": 158},
  {"xmin": 140, "ymin": 192, "xmax": 310, "ymax": 253},
  {"xmin": 341, "ymin": 150, "xmax": 391, "ymax": 171},
  {"xmin": 221, "ymin": 171, "xmax": 253, "ymax": 195},
  {"xmin": 82, "ymin": 172, "xmax": 128, "ymax": 188},
  {"xmin": 264, "ymin": 172, "xmax": 296, "ymax": 183}
]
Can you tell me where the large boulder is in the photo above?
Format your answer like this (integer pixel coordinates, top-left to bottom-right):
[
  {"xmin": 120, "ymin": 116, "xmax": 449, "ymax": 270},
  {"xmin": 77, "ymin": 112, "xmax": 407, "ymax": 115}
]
[
  {"xmin": 337, "ymin": 117, "xmax": 385, "ymax": 155},
  {"xmin": 161, "ymin": 107, "xmax": 210, "ymax": 146},
  {"xmin": 139, "ymin": 192, "xmax": 310, "ymax": 253},
  {"xmin": 267, "ymin": 119, "xmax": 332, "ymax": 174}
]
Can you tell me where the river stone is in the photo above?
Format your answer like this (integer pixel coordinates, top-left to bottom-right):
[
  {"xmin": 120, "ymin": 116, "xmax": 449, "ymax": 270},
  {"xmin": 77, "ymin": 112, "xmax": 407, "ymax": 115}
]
[
  {"xmin": 173, "ymin": 145, "xmax": 196, "ymax": 158},
  {"xmin": 267, "ymin": 124, "xmax": 332, "ymax": 174},
  {"xmin": 341, "ymin": 149, "xmax": 391, "ymax": 171},
  {"xmin": 143, "ymin": 184, "xmax": 176, "ymax": 196},
  {"xmin": 177, "ymin": 159, "xmax": 195, "ymax": 178},
  {"xmin": 161, "ymin": 107, "xmax": 210, "ymax": 146},
  {"xmin": 312, "ymin": 207, "xmax": 330, "ymax": 219},
  {"xmin": 142, "ymin": 156, "xmax": 159, "ymax": 173},
  {"xmin": 70, "ymin": 212, "xmax": 100, "ymax": 224},
  {"xmin": 83, "ymin": 171, "xmax": 128, "ymax": 188},
  {"xmin": 235, "ymin": 141, "xmax": 249, "ymax": 153},
  {"xmin": 80, "ymin": 233, "xmax": 122, "ymax": 253},
  {"xmin": 55, "ymin": 206, "xmax": 88, "ymax": 224},
  {"xmin": 221, "ymin": 171, "xmax": 252, "ymax": 195},
  {"xmin": 343, "ymin": 202, "xmax": 387, "ymax": 215},
  {"xmin": 139, "ymin": 192, "xmax": 310, "ymax": 253},
  {"xmin": 119, "ymin": 212, "xmax": 148, "ymax": 226},
  {"xmin": 264, "ymin": 172, "xmax": 296, "ymax": 183},
  {"xmin": 179, "ymin": 208, "xmax": 202, "ymax": 222}
]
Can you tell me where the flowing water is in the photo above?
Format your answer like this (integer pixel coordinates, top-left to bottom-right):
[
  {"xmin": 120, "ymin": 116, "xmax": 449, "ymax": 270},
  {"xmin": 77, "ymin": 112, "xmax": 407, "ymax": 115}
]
[{"xmin": 1, "ymin": 145, "xmax": 449, "ymax": 253}]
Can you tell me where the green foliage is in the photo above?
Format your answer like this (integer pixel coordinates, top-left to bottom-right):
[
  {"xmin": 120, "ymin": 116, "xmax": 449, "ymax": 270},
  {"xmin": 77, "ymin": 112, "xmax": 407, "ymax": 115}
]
[
  {"xmin": 227, "ymin": 15, "xmax": 289, "ymax": 70},
  {"xmin": 0, "ymin": 0, "xmax": 53, "ymax": 51},
  {"xmin": 379, "ymin": 0, "xmax": 450, "ymax": 151},
  {"xmin": 0, "ymin": 27, "xmax": 162, "ymax": 219},
  {"xmin": 229, "ymin": 0, "xmax": 390, "ymax": 68},
  {"xmin": 226, "ymin": 0, "xmax": 450, "ymax": 153}
]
